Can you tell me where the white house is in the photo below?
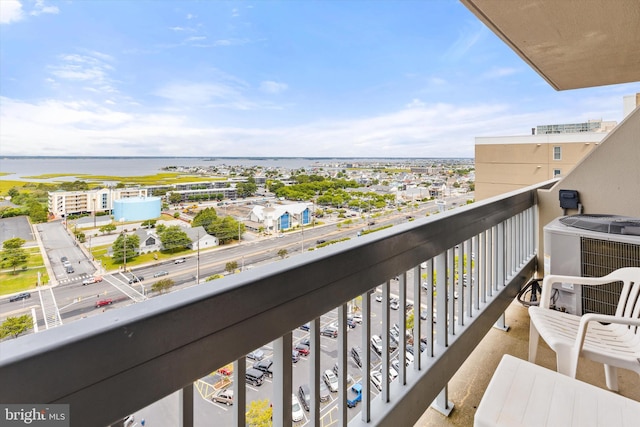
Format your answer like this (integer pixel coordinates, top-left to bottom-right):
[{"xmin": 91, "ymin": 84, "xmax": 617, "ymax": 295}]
[
  {"xmin": 184, "ymin": 226, "xmax": 219, "ymax": 250},
  {"xmin": 249, "ymin": 203, "xmax": 312, "ymax": 234}
]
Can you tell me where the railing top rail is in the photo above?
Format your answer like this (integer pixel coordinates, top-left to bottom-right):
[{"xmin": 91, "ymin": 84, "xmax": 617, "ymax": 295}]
[{"xmin": 0, "ymin": 181, "xmax": 551, "ymax": 426}]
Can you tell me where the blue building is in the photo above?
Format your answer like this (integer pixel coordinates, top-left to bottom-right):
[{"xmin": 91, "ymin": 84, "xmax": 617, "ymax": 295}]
[{"xmin": 112, "ymin": 197, "xmax": 161, "ymax": 222}]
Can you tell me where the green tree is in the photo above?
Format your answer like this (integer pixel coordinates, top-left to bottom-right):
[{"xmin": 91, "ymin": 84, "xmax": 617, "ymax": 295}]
[
  {"xmin": 27, "ymin": 201, "xmax": 48, "ymax": 223},
  {"xmin": 0, "ymin": 315, "xmax": 32, "ymax": 339},
  {"xmin": 406, "ymin": 310, "xmax": 415, "ymax": 332},
  {"xmin": 111, "ymin": 234, "xmax": 140, "ymax": 264},
  {"xmin": 207, "ymin": 216, "xmax": 244, "ymax": 244},
  {"xmin": 237, "ymin": 176, "xmax": 257, "ymax": 198},
  {"xmin": 1, "ymin": 237, "xmax": 29, "ymax": 274},
  {"xmin": 277, "ymin": 249, "xmax": 288, "ymax": 259},
  {"xmin": 192, "ymin": 207, "xmax": 218, "ymax": 229},
  {"xmin": 159, "ymin": 226, "xmax": 192, "ymax": 252},
  {"xmin": 99, "ymin": 223, "xmax": 117, "ymax": 234},
  {"xmin": 246, "ymin": 399, "xmax": 272, "ymax": 427},
  {"xmin": 168, "ymin": 192, "xmax": 183, "ymax": 205},
  {"xmin": 225, "ymin": 261, "xmax": 238, "ymax": 274},
  {"xmin": 151, "ymin": 278, "xmax": 175, "ymax": 294}
]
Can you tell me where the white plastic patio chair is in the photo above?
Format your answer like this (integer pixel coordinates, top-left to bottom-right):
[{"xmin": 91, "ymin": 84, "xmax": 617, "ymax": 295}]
[{"xmin": 528, "ymin": 267, "xmax": 640, "ymax": 391}]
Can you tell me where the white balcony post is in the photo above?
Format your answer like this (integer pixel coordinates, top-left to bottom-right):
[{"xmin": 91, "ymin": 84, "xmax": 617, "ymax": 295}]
[
  {"xmin": 494, "ymin": 221, "xmax": 509, "ymax": 331},
  {"xmin": 272, "ymin": 334, "xmax": 292, "ymax": 426},
  {"xmin": 361, "ymin": 290, "xmax": 371, "ymax": 423},
  {"xmin": 233, "ymin": 358, "xmax": 246, "ymax": 427},
  {"xmin": 309, "ymin": 317, "xmax": 321, "ymax": 426},
  {"xmin": 433, "ymin": 252, "xmax": 453, "ymax": 415},
  {"xmin": 338, "ymin": 303, "xmax": 348, "ymax": 426},
  {"xmin": 447, "ymin": 248, "xmax": 455, "ymax": 335},
  {"xmin": 178, "ymin": 384, "xmax": 193, "ymax": 427},
  {"xmin": 411, "ymin": 266, "xmax": 421, "ymax": 373},
  {"xmin": 399, "ymin": 272, "xmax": 407, "ymax": 382}
]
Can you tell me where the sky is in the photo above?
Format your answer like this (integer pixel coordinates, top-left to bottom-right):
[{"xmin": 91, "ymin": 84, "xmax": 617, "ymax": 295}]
[{"xmin": 1, "ymin": 0, "xmax": 639, "ymax": 158}]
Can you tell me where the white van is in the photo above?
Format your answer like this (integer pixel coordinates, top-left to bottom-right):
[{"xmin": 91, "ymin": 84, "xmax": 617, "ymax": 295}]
[{"xmin": 291, "ymin": 393, "xmax": 304, "ymax": 422}]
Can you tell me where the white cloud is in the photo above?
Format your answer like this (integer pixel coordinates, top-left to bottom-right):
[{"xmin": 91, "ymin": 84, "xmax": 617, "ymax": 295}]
[
  {"xmin": 406, "ymin": 99, "xmax": 425, "ymax": 109},
  {"xmin": 260, "ymin": 81, "xmax": 288, "ymax": 94},
  {"xmin": 445, "ymin": 22, "xmax": 485, "ymax": 61},
  {"xmin": 48, "ymin": 52, "xmax": 117, "ymax": 94},
  {"xmin": 186, "ymin": 13, "xmax": 194, "ymax": 20},
  {"xmin": 154, "ymin": 82, "xmax": 242, "ymax": 105},
  {"xmin": 0, "ymin": 0, "xmax": 24, "ymax": 24},
  {"xmin": 186, "ymin": 36, "xmax": 206, "ymax": 42},
  {"xmin": 30, "ymin": 0, "xmax": 58, "ymax": 16},
  {"xmin": 0, "ymin": 93, "xmax": 550, "ymax": 157},
  {"xmin": 482, "ymin": 67, "xmax": 519, "ymax": 79}
]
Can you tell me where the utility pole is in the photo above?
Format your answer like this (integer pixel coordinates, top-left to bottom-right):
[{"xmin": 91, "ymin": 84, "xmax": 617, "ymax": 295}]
[
  {"xmin": 196, "ymin": 230, "xmax": 200, "ymax": 284},
  {"xmin": 300, "ymin": 213, "xmax": 304, "ymax": 253},
  {"xmin": 123, "ymin": 232, "xmax": 127, "ymax": 273}
]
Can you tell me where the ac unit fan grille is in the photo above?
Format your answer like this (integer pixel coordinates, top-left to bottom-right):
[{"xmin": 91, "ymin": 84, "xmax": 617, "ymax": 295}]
[{"xmin": 580, "ymin": 237, "xmax": 640, "ymax": 315}]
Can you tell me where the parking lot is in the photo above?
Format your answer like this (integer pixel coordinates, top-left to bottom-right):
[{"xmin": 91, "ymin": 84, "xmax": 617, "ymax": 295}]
[{"xmin": 189, "ymin": 275, "xmax": 430, "ymax": 426}]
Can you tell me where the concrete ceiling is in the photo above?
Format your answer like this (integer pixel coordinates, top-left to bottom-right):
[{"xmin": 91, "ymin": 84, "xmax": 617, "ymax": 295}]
[{"xmin": 461, "ymin": 0, "xmax": 640, "ymax": 90}]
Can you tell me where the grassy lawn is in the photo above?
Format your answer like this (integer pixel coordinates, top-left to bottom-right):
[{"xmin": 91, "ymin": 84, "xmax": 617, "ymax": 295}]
[
  {"xmin": 0, "ymin": 249, "xmax": 49, "ymax": 295},
  {"xmin": 92, "ymin": 244, "xmax": 193, "ymax": 272}
]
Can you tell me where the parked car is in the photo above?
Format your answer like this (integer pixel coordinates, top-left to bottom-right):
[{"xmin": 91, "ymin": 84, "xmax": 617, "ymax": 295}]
[
  {"xmin": 371, "ymin": 335, "xmax": 383, "ymax": 356},
  {"xmin": 316, "ymin": 239, "xmax": 326, "ymax": 244},
  {"xmin": 60, "ymin": 256, "xmax": 68, "ymax": 263},
  {"xmin": 95, "ymin": 299, "xmax": 113, "ymax": 308},
  {"xmin": 299, "ymin": 322, "xmax": 310, "ymax": 331},
  {"xmin": 350, "ymin": 313, "xmax": 363, "ymax": 323},
  {"xmin": 9, "ymin": 292, "xmax": 31, "ymax": 302},
  {"xmin": 128, "ymin": 275, "xmax": 144, "ymax": 284},
  {"xmin": 174, "ymin": 258, "xmax": 186, "ymax": 264},
  {"xmin": 65, "ymin": 265, "xmax": 75, "ymax": 274},
  {"xmin": 294, "ymin": 343, "xmax": 310, "ymax": 356},
  {"xmin": 247, "ymin": 349, "xmax": 265, "ymax": 361},
  {"xmin": 319, "ymin": 380, "xmax": 331, "ymax": 402},
  {"xmin": 299, "ymin": 379, "xmax": 331, "ymax": 407},
  {"xmin": 291, "ymin": 393, "xmax": 304, "ymax": 422},
  {"xmin": 370, "ymin": 370, "xmax": 383, "ymax": 391},
  {"xmin": 245, "ymin": 368, "xmax": 265, "ymax": 386},
  {"xmin": 153, "ymin": 271, "xmax": 169, "ymax": 278},
  {"xmin": 351, "ymin": 346, "xmax": 362, "ymax": 368},
  {"xmin": 211, "ymin": 388, "xmax": 233, "ymax": 405},
  {"xmin": 321, "ymin": 325, "xmax": 338, "ymax": 338},
  {"xmin": 323, "ymin": 369, "xmax": 339, "ymax": 392},
  {"xmin": 217, "ymin": 364, "xmax": 233, "ymax": 376},
  {"xmin": 346, "ymin": 317, "xmax": 357, "ymax": 329},
  {"xmin": 253, "ymin": 359, "xmax": 273, "ymax": 378},
  {"xmin": 346, "ymin": 383, "xmax": 363, "ymax": 408},
  {"xmin": 389, "ymin": 297, "xmax": 400, "ymax": 310},
  {"xmin": 292, "ymin": 350, "xmax": 300, "ymax": 363},
  {"xmin": 298, "ymin": 384, "xmax": 311, "ymax": 411},
  {"xmin": 82, "ymin": 276, "xmax": 103, "ymax": 285}
]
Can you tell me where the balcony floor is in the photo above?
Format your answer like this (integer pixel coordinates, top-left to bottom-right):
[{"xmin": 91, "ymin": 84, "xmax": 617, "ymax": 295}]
[{"xmin": 414, "ymin": 300, "xmax": 640, "ymax": 427}]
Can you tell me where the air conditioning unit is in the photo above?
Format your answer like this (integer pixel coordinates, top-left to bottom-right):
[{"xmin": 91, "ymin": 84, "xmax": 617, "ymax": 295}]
[{"xmin": 543, "ymin": 214, "xmax": 640, "ymax": 315}]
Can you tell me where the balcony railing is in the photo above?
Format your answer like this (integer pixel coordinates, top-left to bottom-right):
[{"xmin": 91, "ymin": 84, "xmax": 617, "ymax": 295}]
[{"xmin": 0, "ymin": 181, "xmax": 554, "ymax": 427}]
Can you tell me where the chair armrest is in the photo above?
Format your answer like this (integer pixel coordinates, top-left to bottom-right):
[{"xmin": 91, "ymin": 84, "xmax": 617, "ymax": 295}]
[{"xmin": 573, "ymin": 313, "xmax": 640, "ymax": 357}]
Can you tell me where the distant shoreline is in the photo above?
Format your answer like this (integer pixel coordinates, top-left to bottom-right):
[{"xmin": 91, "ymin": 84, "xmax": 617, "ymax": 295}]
[{"xmin": 2, "ymin": 155, "xmax": 473, "ymax": 160}]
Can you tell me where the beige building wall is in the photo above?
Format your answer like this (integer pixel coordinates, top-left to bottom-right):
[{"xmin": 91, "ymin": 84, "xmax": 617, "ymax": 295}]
[
  {"xmin": 537, "ymin": 106, "xmax": 640, "ymax": 275},
  {"xmin": 475, "ymin": 133, "xmax": 606, "ymax": 200}
]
